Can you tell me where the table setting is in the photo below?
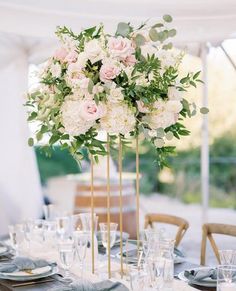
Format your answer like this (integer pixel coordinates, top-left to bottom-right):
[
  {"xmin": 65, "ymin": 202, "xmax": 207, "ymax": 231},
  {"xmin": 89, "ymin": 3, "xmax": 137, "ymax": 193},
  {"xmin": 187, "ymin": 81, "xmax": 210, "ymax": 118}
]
[{"xmin": 1, "ymin": 207, "xmax": 235, "ymax": 291}]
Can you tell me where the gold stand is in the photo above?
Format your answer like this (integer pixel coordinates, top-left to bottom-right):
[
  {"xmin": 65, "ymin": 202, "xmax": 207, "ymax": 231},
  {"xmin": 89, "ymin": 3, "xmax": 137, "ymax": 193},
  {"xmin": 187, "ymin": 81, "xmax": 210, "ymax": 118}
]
[
  {"xmin": 107, "ymin": 134, "xmax": 111, "ymax": 278},
  {"xmin": 90, "ymin": 154, "xmax": 95, "ymax": 274},
  {"xmin": 136, "ymin": 136, "xmax": 140, "ymax": 248},
  {"xmin": 118, "ymin": 136, "xmax": 123, "ymax": 277}
]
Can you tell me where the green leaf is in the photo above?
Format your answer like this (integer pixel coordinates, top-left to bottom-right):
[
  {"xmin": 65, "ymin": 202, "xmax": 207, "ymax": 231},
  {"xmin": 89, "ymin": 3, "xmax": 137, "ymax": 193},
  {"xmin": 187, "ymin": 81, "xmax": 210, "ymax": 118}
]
[
  {"xmin": 149, "ymin": 28, "xmax": 159, "ymax": 42},
  {"xmin": 28, "ymin": 138, "xmax": 34, "ymax": 147},
  {"xmin": 193, "ymin": 71, "xmax": 201, "ymax": 80},
  {"xmin": 134, "ymin": 34, "xmax": 146, "ymax": 46},
  {"xmin": 49, "ymin": 134, "xmax": 60, "ymax": 145},
  {"xmin": 190, "ymin": 81, "xmax": 196, "ymax": 88},
  {"xmin": 116, "ymin": 22, "xmax": 131, "ymax": 37},
  {"xmin": 165, "ymin": 131, "xmax": 174, "ymax": 140},
  {"xmin": 36, "ymin": 132, "xmax": 43, "ymax": 141},
  {"xmin": 27, "ymin": 112, "xmax": 37, "ymax": 121},
  {"xmin": 200, "ymin": 107, "xmax": 209, "ymax": 114},
  {"xmin": 152, "ymin": 23, "xmax": 164, "ymax": 28},
  {"xmin": 88, "ymin": 79, "xmax": 94, "ymax": 94},
  {"xmin": 156, "ymin": 128, "xmax": 165, "ymax": 138},
  {"xmin": 163, "ymin": 43, "xmax": 173, "ymax": 50},
  {"xmin": 163, "ymin": 14, "xmax": 173, "ymax": 23},
  {"xmin": 168, "ymin": 29, "xmax": 177, "ymax": 37}
]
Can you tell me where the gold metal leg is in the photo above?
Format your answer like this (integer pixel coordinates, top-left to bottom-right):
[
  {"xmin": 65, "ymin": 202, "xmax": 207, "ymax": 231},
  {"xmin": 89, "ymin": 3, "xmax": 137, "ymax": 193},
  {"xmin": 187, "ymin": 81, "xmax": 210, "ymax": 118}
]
[
  {"xmin": 118, "ymin": 136, "xmax": 123, "ymax": 277},
  {"xmin": 90, "ymin": 154, "xmax": 95, "ymax": 274},
  {"xmin": 136, "ymin": 136, "xmax": 140, "ymax": 250},
  {"xmin": 107, "ymin": 134, "xmax": 111, "ymax": 278}
]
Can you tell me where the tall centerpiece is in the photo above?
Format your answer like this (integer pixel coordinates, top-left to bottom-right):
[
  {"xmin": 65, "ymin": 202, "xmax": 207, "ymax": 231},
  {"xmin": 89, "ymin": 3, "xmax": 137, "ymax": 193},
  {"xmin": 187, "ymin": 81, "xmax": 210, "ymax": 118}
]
[{"xmin": 26, "ymin": 14, "xmax": 205, "ymax": 277}]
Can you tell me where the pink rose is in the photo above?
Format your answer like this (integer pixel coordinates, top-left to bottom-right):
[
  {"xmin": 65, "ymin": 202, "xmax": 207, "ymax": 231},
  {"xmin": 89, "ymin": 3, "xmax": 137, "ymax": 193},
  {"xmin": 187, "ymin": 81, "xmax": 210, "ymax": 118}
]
[
  {"xmin": 64, "ymin": 51, "xmax": 78, "ymax": 63},
  {"xmin": 99, "ymin": 64, "xmax": 120, "ymax": 82},
  {"xmin": 53, "ymin": 47, "xmax": 68, "ymax": 62},
  {"xmin": 77, "ymin": 77, "xmax": 90, "ymax": 89},
  {"xmin": 137, "ymin": 100, "xmax": 150, "ymax": 113},
  {"xmin": 79, "ymin": 100, "xmax": 106, "ymax": 121},
  {"xmin": 108, "ymin": 36, "xmax": 134, "ymax": 58},
  {"xmin": 123, "ymin": 54, "xmax": 137, "ymax": 66}
]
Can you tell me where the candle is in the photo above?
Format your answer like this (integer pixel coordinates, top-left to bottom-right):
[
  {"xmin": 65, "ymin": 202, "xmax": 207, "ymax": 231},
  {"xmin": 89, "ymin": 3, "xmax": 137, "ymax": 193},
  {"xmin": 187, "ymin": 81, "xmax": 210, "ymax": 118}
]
[{"xmin": 219, "ymin": 282, "xmax": 236, "ymax": 291}]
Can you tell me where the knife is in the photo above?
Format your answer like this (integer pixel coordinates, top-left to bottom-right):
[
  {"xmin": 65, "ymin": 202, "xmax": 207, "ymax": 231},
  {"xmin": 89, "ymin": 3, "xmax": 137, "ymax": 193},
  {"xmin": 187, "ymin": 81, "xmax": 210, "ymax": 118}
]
[{"xmin": 11, "ymin": 278, "xmax": 54, "ymax": 288}]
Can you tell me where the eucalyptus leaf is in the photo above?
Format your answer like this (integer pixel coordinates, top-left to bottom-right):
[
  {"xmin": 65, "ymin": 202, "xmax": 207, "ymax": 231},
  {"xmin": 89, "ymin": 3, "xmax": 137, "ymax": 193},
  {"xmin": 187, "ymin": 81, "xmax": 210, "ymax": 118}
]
[
  {"xmin": 165, "ymin": 131, "xmax": 174, "ymax": 140},
  {"xmin": 156, "ymin": 128, "xmax": 165, "ymax": 138},
  {"xmin": 200, "ymin": 107, "xmax": 209, "ymax": 114},
  {"xmin": 88, "ymin": 79, "xmax": 94, "ymax": 94},
  {"xmin": 28, "ymin": 138, "xmax": 34, "ymax": 147},
  {"xmin": 163, "ymin": 14, "xmax": 173, "ymax": 23},
  {"xmin": 152, "ymin": 23, "xmax": 164, "ymax": 28},
  {"xmin": 134, "ymin": 34, "xmax": 146, "ymax": 46},
  {"xmin": 116, "ymin": 22, "xmax": 131, "ymax": 37},
  {"xmin": 168, "ymin": 29, "xmax": 177, "ymax": 37},
  {"xmin": 149, "ymin": 28, "xmax": 159, "ymax": 42}
]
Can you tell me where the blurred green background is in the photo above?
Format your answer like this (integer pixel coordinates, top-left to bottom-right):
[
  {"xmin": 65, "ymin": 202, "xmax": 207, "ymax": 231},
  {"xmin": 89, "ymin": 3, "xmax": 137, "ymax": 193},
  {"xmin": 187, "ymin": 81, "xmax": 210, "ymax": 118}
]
[{"xmin": 35, "ymin": 130, "xmax": 236, "ymax": 209}]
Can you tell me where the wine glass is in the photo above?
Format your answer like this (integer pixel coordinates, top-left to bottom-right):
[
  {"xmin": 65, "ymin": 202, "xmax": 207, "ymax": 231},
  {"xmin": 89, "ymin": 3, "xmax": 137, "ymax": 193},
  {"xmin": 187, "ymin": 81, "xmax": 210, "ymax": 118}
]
[
  {"xmin": 56, "ymin": 216, "xmax": 71, "ymax": 239},
  {"xmin": 219, "ymin": 250, "xmax": 236, "ymax": 265},
  {"xmin": 73, "ymin": 231, "xmax": 89, "ymax": 279},
  {"xmin": 58, "ymin": 239, "xmax": 75, "ymax": 283},
  {"xmin": 217, "ymin": 265, "xmax": 236, "ymax": 290},
  {"xmin": 8, "ymin": 224, "xmax": 25, "ymax": 256},
  {"xmin": 99, "ymin": 223, "xmax": 118, "ymax": 255},
  {"xmin": 43, "ymin": 204, "xmax": 58, "ymax": 221}
]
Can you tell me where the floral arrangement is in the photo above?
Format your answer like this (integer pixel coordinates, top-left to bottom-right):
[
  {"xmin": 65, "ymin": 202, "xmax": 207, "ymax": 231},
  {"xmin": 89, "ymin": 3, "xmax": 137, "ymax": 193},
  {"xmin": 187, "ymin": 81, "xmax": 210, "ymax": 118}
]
[{"xmin": 26, "ymin": 15, "xmax": 204, "ymax": 167}]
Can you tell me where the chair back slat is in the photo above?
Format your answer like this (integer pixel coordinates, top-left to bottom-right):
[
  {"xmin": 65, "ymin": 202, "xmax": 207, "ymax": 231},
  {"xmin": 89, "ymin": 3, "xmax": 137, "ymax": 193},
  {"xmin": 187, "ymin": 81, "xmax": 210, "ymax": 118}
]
[
  {"xmin": 144, "ymin": 213, "xmax": 189, "ymax": 247},
  {"xmin": 200, "ymin": 223, "xmax": 236, "ymax": 265}
]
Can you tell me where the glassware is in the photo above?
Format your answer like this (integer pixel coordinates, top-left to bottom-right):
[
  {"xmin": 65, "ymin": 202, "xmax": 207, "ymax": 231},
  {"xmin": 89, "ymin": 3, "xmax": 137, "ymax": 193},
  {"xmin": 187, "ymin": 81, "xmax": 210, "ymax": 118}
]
[
  {"xmin": 58, "ymin": 239, "xmax": 75, "ymax": 283},
  {"xmin": 31, "ymin": 219, "xmax": 45, "ymax": 244},
  {"xmin": 146, "ymin": 256, "xmax": 165, "ymax": 290},
  {"xmin": 71, "ymin": 214, "xmax": 83, "ymax": 232},
  {"xmin": 22, "ymin": 220, "xmax": 34, "ymax": 251},
  {"xmin": 129, "ymin": 265, "xmax": 149, "ymax": 291},
  {"xmin": 99, "ymin": 223, "xmax": 118, "ymax": 255},
  {"xmin": 8, "ymin": 224, "xmax": 25, "ymax": 256},
  {"xmin": 73, "ymin": 231, "xmax": 89, "ymax": 279},
  {"xmin": 43, "ymin": 220, "xmax": 57, "ymax": 247},
  {"xmin": 56, "ymin": 216, "xmax": 71, "ymax": 239},
  {"xmin": 219, "ymin": 250, "xmax": 236, "ymax": 265},
  {"xmin": 43, "ymin": 204, "xmax": 58, "ymax": 221},
  {"xmin": 217, "ymin": 265, "xmax": 236, "ymax": 290}
]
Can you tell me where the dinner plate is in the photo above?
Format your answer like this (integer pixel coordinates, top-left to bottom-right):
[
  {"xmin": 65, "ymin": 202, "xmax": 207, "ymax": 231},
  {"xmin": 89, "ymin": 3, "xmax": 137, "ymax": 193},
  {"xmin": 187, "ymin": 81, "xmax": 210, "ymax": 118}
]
[
  {"xmin": 0, "ymin": 265, "xmax": 58, "ymax": 282},
  {"xmin": 178, "ymin": 267, "xmax": 217, "ymax": 287}
]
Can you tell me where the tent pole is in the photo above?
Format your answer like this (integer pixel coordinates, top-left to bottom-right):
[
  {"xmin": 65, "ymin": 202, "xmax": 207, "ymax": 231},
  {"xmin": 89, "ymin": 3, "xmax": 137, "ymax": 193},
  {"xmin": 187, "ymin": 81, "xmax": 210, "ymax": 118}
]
[{"xmin": 200, "ymin": 43, "xmax": 209, "ymax": 223}]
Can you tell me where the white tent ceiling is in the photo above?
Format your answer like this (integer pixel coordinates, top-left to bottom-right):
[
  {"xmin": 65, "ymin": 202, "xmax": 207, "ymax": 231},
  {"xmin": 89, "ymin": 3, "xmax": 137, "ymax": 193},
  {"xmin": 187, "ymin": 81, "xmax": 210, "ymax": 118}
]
[{"xmin": 0, "ymin": 0, "xmax": 236, "ymax": 45}]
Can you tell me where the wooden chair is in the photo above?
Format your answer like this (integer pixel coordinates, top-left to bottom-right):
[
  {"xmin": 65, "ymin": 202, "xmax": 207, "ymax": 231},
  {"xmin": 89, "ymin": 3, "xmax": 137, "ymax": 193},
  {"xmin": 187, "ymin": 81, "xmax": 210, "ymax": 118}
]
[
  {"xmin": 200, "ymin": 223, "xmax": 236, "ymax": 265},
  {"xmin": 144, "ymin": 213, "xmax": 189, "ymax": 247}
]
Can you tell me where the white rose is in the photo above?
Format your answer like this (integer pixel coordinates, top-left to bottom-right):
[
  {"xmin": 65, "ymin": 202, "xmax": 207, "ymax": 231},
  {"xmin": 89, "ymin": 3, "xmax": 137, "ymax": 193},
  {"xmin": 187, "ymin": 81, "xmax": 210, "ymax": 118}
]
[
  {"xmin": 108, "ymin": 87, "xmax": 124, "ymax": 103},
  {"xmin": 155, "ymin": 50, "xmax": 178, "ymax": 68},
  {"xmin": 142, "ymin": 111, "xmax": 176, "ymax": 129},
  {"xmin": 84, "ymin": 39, "xmax": 103, "ymax": 64},
  {"xmin": 166, "ymin": 100, "xmax": 183, "ymax": 113},
  {"xmin": 50, "ymin": 63, "xmax": 61, "ymax": 78},
  {"xmin": 168, "ymin": 86, "xmax": 182, "ymax": 101}
]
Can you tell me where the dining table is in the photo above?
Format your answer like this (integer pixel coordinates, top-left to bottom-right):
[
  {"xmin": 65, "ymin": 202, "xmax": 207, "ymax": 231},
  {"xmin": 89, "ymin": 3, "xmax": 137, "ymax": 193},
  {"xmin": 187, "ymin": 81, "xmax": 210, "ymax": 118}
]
[{"xmin": 0, "ymin": 239, "xmax": 216, "ymax": 291}]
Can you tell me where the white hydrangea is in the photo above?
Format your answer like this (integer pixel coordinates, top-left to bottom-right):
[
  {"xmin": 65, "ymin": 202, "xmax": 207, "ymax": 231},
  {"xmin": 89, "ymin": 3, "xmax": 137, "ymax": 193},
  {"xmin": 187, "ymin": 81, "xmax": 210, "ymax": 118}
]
[
  {"xmin": 100, "ymin": 103, "xmax": 136, "ymax": 135},
  {"xmin": 165, "ymin": 100, "xmax": 183, "ymax": 113},
  {"xmin": 143, "ymin": 111, "xmax": 176, "ymax": 130},
  {"xmin": 61, "ymin": 100, "xmax": 94, "ymax": 136},
  {"xmin": 168, "ymin": 86, "xmax": 182, "ymax": 101},
  {"xmin": 50, "ymin": 63, "xmax": 62, "ymax": 78}
]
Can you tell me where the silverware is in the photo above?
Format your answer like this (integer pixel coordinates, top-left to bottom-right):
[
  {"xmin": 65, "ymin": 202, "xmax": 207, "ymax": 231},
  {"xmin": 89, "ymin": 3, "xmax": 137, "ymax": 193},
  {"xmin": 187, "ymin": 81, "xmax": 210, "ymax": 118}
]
[{"xmin": 11, "ymin": 278, "xmax": 54, "ymax": 288}]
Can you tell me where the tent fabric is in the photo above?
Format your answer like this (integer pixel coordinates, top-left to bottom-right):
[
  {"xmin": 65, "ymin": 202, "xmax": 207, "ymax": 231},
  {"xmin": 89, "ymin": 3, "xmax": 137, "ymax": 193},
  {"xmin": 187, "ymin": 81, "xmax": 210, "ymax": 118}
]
[{"xmin": 0, "ymin": 0, "xmax": 236, "ymax": 44}]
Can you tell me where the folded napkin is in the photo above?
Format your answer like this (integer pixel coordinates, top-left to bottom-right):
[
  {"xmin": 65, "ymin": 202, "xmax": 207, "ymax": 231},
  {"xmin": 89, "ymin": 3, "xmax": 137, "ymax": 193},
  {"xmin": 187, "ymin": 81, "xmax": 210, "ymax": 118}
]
[
  {"xmin": 0, "ymin": 257, "xmax": 52, "ymax": 273},
  {"xmin": 184, "ymin": 268, "xmax": 217, "ymax": 282},
  {"xmin": 51, "ymin": 280, "xmax": 129, "ymax": 291}
]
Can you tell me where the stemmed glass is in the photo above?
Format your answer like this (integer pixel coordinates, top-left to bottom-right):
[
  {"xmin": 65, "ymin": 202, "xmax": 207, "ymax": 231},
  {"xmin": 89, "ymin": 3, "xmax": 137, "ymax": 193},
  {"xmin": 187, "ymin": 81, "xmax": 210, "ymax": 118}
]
[
  {"xmin": 217, "ymin": 265, "xmax": 236, "ymax": 290},
  {"xmin": 99, "ymin": 223, "xmax": 118, "ymax": 255},
  {"xmin": 58, "ymin": 239, "xmax": 75, "ymax": 283},
  {"xmin": 219, "ymin": 250, "xmax": 236, "ymax": 265},
  {"xmin": 8, "ymin": 224, "xmax": 25, "ymax": 257},
  {"xmin": 73, "ymin": 231, "xmax": 89, "ymax": 279},
  {"xmin": 56, "ymin": 216, "xmax": 71, "ymax": 239}
]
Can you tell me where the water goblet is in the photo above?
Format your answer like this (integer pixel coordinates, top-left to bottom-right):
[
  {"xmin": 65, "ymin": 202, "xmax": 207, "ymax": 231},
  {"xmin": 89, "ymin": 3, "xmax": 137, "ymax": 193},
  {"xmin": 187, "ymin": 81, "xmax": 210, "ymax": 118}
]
[
  {"xmin": 73, "ymin": 231, "xmax": 89, "ymax": 279},
  {"xmin": 99, "ymin": 223, "xmax": 118, "ymax": 255},
  {"xmin": 58, "ymin": 239, "xmax": 75, "ymax": 283},
  {"xmin": 56, "ymin": 216, "xmax": 71, "ymax": 239},
  {"xmin": 217, "ymin": 265, "xmax": 236, "ymax": 290},
  {"xmin": 8, "ymin": 224, "xmax": 25, "ymax": 256},
  {"xmin": 219, "ymin": 250, "xmax": 236, "ymax": 265}
]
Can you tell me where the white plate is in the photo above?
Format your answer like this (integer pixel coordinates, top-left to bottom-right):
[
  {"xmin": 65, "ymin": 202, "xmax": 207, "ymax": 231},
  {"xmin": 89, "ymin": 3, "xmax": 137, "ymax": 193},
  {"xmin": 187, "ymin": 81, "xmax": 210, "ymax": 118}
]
[
  {"xmin": 178, "ymin": 267, "xmax": 216, "ymax": 287},
  {"xmin": 0, "ymin": 247, "xmax": 8, "ymax": 255},
  {"xmin": 2, "ymin": 266, "xmax": 52, "ymax": 277},
  {"xmin": 0, "ymin": 265, "xmax": 58, "ymax": 282}
]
